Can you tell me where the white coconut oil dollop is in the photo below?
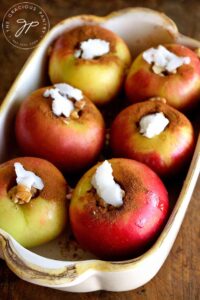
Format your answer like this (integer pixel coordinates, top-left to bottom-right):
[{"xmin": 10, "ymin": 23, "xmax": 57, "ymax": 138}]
[
  {"xmin": 139, "ymin": 112, "xmax": 169, "ymax": 138},
  {"xmin": 14, "ymin": 162, "xmax": 44, "ymax": 191},
  {"xmin": 91, "ymin": 160, "xmax": 124, "ymax": 207},
  {"xmin": 74, "ymin": 39, "xmax": 110, "ymax": 60},
  {"xmin": 143, "ymin": 45, "xmax": 190, "ymax": 75}
]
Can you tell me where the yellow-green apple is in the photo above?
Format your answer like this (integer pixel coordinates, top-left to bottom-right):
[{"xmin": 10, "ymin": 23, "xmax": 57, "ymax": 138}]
[
  {"xmin": 110, "ymin": 100, "xmax": 194, "ymax": 177},
  {"xmin": 125, "ymin": 44, "xmax": 200, "ymax": 111},
  {"xmin": 49, "ymin": 25, "xmax": 131, "ymax": 105},
  {"xmin": 69, "ymin": 158, "xmax": 169, "ymax": 260},
  {"xmin": 15, "ymin": 85, "xmax": 105, "ymax": 173},
  {"xmin": 0, "ymin": 157, "xmax": 68, "ymax": 248}
]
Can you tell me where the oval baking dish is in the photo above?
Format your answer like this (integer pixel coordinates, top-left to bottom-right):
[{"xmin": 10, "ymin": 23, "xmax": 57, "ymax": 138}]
[{"xmin": 0, "ymin": 7, "xmax": 199, "ymax": 292}]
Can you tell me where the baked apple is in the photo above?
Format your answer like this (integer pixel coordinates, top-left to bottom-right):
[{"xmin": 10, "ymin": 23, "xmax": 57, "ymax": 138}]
[
  {"xmin": 110, "ymin": 100, "xmax": 194, "ymax": 177},
  {"xmin": 70, "ymin": 159, "xmax": 169, "ymax": 260},
  {"xmin": 15, "ymin": 83, "xmax": 105, "ymax": 173},
  {"xmin": 125, "ymin": 44, "xmax": 200, "ymax": 110},
  {"xmin": 0, "ymin": 157, "xmax": 68, "ymax": 248},
  {"xmin": 49, "ymin": 25, "xmax": 131, "ymax": 105}
]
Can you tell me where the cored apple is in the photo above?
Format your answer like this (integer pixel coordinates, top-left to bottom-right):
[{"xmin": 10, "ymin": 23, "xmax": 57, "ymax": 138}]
[
  {"xmin": 49, "ymin": 25, "xmax": 131, "ymax": 105},
  {"xmin": 125, "ymin": 44, "xmax": 200, "ymax": 111},
  {"xmin": 15, "ymin": 85, "xmax": 105, "ymax": 173},
  {"xmin": 70, "ymin": 158, "xmax": 169, "ymax": 260},
  {"xmin": 0, "ymin": 157, "xmax": 68, "ymax": 248},
  {"xmin": 110, "ymin": 100, "xmax": 195, "ymax": 177}
]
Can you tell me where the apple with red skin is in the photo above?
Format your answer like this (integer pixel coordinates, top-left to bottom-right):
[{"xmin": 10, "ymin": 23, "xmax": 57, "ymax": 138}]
[
  {"xmin": 0, "ymin": 157, "xmax": 68, "ymax": 248},
  {"xmin": 15, "ymin": 86, "xmax": 105, "ymax": 173},
  {"xmin": 110, "ymin": 100, "xmax": 195, "ymax": 177},
  {"xmin": 49, "ymin": 25, "xmax": 131, "ymax": 105},
  {"xmin": 125, "ymin": 44, "xmax": 200, "ymax": 111},
  {"xmin": 69, "ymin": 158, "xmax": 169, "ymax": 260}
]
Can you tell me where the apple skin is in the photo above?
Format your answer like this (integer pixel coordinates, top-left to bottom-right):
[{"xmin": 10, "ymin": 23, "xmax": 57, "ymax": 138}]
[
  {"xmin": 49, "ymin": 25, "xmax": 131, "ymax": 106},
  {"xmin": 125, "ymin": 44, "xmax": 200, "ymax": 111},
  {"xmin": 15, "ymin": 87, "xmax": 105, "ymax": 173},
  {"xmin": 69, "ymin": 158, "xmax": 169, "ymax": 260},
  {"xmin": 0, "ymin": 157, "xmax": 68, "ymax": 248},
  {"xmin": 110, "ymin": 100, "xmax": 195, "ymax": 177}
]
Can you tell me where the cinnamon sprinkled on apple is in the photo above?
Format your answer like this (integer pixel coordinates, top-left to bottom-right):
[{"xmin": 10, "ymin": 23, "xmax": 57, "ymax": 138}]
[
  {"xmin": 81, "ymin": 160, "xmax": 147, "ymax": 222},
  {"xmin": 131, "ymin": 100, "xmax": 188, "ymax": 129},
  {"xmin": 54, "ymin": 25, "xmax": 117, "ymax": 60}
]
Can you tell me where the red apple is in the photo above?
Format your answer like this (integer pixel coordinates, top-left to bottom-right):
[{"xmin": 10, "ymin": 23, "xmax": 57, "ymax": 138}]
[
  {"xmin": 69, "ymin": 158, "xmax": 169, "ymax": 260},
  {"xmin": 0, "ymin": 157, "xmax": 68, "ymax": 248},
  {"xmin": 110, "ymin": 100, "xmax": 195, "ymax": 177},
  {"xmin": 125, "ymin": 44, "xmax": 200, "ymax": 111},
  {"xmin": 49, "ymin": 25, "xmax": 131, "ymax": 105},
  {"xmin": 15, "ymin": 86, "xmax": 105, "ymax": 173}
]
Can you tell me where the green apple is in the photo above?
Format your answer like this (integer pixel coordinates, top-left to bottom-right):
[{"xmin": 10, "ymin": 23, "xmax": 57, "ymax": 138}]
[
  {"xmin": 0, "ymin": 157, "xmax": 68, "ymax": 248},
  {"xmin": 49, "ymin": 25, "xmax": 131, "ymax": 105}
]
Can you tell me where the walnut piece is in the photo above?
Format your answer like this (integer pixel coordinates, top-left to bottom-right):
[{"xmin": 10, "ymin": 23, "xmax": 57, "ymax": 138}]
[
  {"xmin": 74, "ymin": 99, "xmax": 86, "ymax": 110},
  {"xmin": 61, "ymin": 100, "xmax": 86, "ymax": 123},
  {"xmin": 70, "ymin": 110, "xmax": 79, "ymax": 120},
  {"xmin": 8, "ymin": 184, "xmax": 37, "ymax": 205}
]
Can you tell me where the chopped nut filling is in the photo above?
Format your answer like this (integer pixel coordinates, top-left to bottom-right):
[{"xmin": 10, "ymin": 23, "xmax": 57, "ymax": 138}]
[
  {"xmin": 74, "ymin": 99, "xmax": 86, "ymax": 110},
  {"xmin": 61, "ymin": 100, "xmax": 86, "ymax": 123},
  {"xmin": 8, "ymin": 184, "xmax": 37, "ymax": 205},
  {"xmin": 70, "ymin": 110, "xmax": 79, "ymax": 120}
]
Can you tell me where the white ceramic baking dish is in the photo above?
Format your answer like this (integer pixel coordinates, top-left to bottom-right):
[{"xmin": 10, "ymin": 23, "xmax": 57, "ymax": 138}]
[{"xmin": 0, "ymin": 7, "xmax": 199, "ymax": 292}]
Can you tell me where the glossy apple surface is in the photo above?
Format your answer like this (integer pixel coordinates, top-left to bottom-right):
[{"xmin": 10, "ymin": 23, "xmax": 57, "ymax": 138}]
[
  {"xmin": 70, "ymin": 158, "xmax": 169, "ymax": 260},
  {"xmin": 15, "ymin": 87, "xmax": 105, "ymax": 173},
  {"xmin": 110, "ymin": 100, "xmax": 195, "ymax": 177},
  {"xmin": 49, "ymin": 25, "xmax": 131, "ymax": 105},
  {"xmin": 125, "ymin": 44, "xmax": 200, "ymax": 111},
  {"xmin": 0, "ymin": 157, "xmax": 68, "ymax": 248}
]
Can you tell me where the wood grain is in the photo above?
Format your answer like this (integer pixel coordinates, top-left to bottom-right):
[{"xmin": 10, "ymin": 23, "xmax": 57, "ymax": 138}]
[{"xmin": 0, "ymin": 0, "xmax": 200, "ymax": 299}]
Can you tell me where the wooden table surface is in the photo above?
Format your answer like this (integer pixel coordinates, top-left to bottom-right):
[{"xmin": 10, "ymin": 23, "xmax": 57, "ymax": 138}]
[{"xmin": 0, "ymin": 0, "xmax": 200, "ymax": 299}]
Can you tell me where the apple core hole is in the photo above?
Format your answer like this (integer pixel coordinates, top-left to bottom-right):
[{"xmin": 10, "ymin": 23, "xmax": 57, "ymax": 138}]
[
  {"xmin": 161, "ymin": 70, "xmax": 171, "ymax": 76},
  {"xmin": 78, "ymin": 110, "xmax": 83, "ymax": 117}
]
